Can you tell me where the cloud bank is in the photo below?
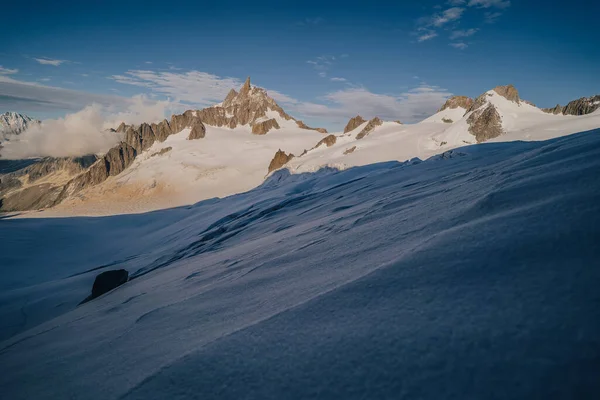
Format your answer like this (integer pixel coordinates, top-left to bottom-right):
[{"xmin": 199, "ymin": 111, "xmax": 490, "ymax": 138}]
[{"xmin": 1, "ymin": 95, "xmax": 175, "ymax": 159}]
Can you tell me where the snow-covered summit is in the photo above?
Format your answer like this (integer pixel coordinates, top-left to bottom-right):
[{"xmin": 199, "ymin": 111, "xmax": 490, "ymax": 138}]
[{"xmin": 0, "ymin": 112, "xmax": 40, "ymax": 140}]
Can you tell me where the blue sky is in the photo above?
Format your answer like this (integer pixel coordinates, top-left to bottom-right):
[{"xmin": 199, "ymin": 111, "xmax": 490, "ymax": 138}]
[{"xmin": 1, "ymin": 0, "xmax": 598, "ymax": 129}]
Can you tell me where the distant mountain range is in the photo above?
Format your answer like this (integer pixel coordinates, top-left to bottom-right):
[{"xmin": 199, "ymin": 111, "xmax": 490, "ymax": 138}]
[
  {"xmin": 0, "ymin": 111, "xmax": 40, "ymax": 140},
  {"xmin": 0, "ymin": 80, "xmax": 598, "ymax": 215}
]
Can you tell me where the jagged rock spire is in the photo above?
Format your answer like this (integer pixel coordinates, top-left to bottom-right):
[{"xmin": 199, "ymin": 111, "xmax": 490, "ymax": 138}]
[{"xmin": 239, "ymin": 76, "xmax": 252, "ymax": 96}]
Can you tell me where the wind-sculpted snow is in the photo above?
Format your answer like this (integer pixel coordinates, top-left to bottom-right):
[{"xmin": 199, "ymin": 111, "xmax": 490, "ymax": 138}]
[{"xmin": 1, "ymin": 129, "xmax": 599, "ymax": 399}]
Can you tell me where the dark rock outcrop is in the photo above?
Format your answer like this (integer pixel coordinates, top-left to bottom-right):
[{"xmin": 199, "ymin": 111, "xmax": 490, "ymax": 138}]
[
  {"xmin": 542, "ymin": 104, "xmax": 564, "ymax": 115},
  {"xmin": 356, "ymin": 117, "xmax": 383, "ymax": 140},
  {"xmin": 267, "ymin": 149, "xmax": 294, "ymax": 173},
  {"xmin": 493, "ymin": 84, "xmax": 520, "ymax": 103},
  {"xmin": 81, "ymin": 269, "xmax": 129, "ymax": 304},
  {"xmin": 56, "ymin": 142, "xmax": 137, "ymax": 201},
  {"xmin": 23, "ymin": 155, "xmax": 98, "ymax": 183},
  {"xmin": 152, "ymin": 119, "xmax": 173, "ymax": 141},
  {"xmin": 188, "ymin": 121, "xmax": 206, "ymax": 140},
  {"xmin": 314, "ymin": 134, "xmax": 337, "ymax": 148},
  {"xmin": 252, "ymin": 118, "xmax": 280, "ymax": 135},
  {"xmin": 0, "ymin": 183, "xmax": 65, "ymax": 212},
  {"xmin": 542, "ymin": 95, "xmax": 600, "ymax": 116},
  {"xmin": 296, "ymin": 120, "xmax": 328, "ymax": 134},
  {"xmin": 467, "ymin": 103, "xmax": 504, "ymax": 143},
  {"xmin": 344, "ymin": 146, "xmax": 357, "ymax": 155},
  {"xmin": 343, "ymin": 115, "xmax": 367, "ymax": 133},
  {"xmin": 438, "ymin": 96, "xmax": 473, "ymax": 112}
]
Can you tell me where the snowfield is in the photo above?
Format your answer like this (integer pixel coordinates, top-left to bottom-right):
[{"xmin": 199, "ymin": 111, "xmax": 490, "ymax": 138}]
[{"xmin": 1, "ymin": 128, "xmax": 599, "ymax": 399}]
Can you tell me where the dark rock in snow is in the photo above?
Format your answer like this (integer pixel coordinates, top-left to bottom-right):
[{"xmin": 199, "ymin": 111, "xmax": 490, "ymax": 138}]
[{"xmin": 81, "ymin": 269, "xmax": 129, "ymax": 303}]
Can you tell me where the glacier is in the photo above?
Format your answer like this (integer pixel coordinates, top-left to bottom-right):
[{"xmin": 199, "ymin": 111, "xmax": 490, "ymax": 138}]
[{"xmin": 0, "ymin": 129, "xmax": 599, "ymax": 399}]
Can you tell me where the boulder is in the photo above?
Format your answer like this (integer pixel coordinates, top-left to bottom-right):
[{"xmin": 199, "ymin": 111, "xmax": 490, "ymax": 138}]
[{"xmin": 81, "ymin": 269, "xmax": 129, "ymax": 304}]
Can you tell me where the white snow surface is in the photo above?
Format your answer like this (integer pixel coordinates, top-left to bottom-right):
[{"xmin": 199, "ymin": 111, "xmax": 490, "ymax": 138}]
[
  {"xmin": 12, "ymin": 97, "xmax": 599, "ymax": 217},
  {"xmin": 34, "ymin": 124, "xmax": 324, "ymax": 216},
  {"xmin": 289, "ymin": 94, "xmax": 600, "ymax": 174},
  {"xmin": 1, "ymin": 127, "xmax": 599, "ymax": 399}
]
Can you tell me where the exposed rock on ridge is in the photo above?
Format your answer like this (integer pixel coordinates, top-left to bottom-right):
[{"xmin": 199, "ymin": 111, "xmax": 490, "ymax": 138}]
[
  {"xmin": 343, "ymin": 116, "xmax": 367, "ymax": 133},
  {"xmin": 356, "ymin": 117, "xmax": 383, "ymax": 140},
  {"xmin": 467, "ymin": 104, "xmax": 503, "ymax": 143},
  {"xmin": 252, "ymin": 118, "xmax": 280, "ymax": 135},
  {"xmin": 542, "ymin": 95, "xmax": 600, "ymax": 116},
  {"xmin": 493, "ymin": 84, "xmax": 520, "ymax": 103},
  {"xmin": 267, "ymin": 149, "xmax": 295, "ymax": 174},
  {"xmin": 438, "ymin": 96, "xmax": 473, "ymax": 112}
]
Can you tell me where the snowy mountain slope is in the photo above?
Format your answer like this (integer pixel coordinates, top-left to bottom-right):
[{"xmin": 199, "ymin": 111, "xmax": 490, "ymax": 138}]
[
  {"xmin": 36, "ymin": 124, "xmax": 324, "ymax": 216},
  {"xmin": 1, "ymin": 128, "xmax": 599, "ymax": 399},
  {"xmin": 0, "ymin": 111, "xmax": 40, "ymax": 140},
  {"xmin": 288, "ymin": 89, "xmax": 600, "ymax": 174}
]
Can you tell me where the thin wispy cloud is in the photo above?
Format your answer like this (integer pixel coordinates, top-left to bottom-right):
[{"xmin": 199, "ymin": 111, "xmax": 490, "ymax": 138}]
[
  {"xmin": 450, "ymin": 28, "xmax": 478, "ymax": 39},
  {"xmin": 0, "ymin": 66, "xmax": 18, "ymax": 75},
  {"xmin": 468, "ymin": 0, "xmax": 510, "ymax": 8},
  {"xmin": 449, "ymin": 42, "xmax": 468, "ymax": 49},
  {"xmin": 34, "ymin": 57, "xmax": 69, "ymax": 66},
  {"xmin": 307, "ymin": 55, "xmax": 336, "ymax": 78},
  {"xmin": 432, "ymin": 7, "xmax": 465, "ymax": 27},
  {"xmin": 418, "ymin": 31, "xmax": 438, "ymax": 42},
  {"xmin": 484, "ymin": 11, "xmax": 504, "ymax": 23},
  {"xmin": 111, "ymin": 69, "xmax": 242, "ymax": 106},
  {"xmin": 415, "ymin": 0, "xmax": 510, "ymax": 46},
  {"xmin": 330, "ymin": 77, "xmax": 347, "ymax": 82}
]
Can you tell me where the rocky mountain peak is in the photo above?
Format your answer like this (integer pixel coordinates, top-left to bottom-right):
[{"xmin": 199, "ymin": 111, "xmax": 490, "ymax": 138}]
[
  {"xmin": 0, "ymin": 111, "xmax": 41, "ymax": 140},
  {"xmin": 438, "ymin": 96, "xmax": 473, "ymax": 112},
  {"xmin": 493, "ymin": 84, "xmax": 520, "ymax": 103},
  {"xmin": 239, "ymin": 76, "xmax": 252, "ymax": 96},
  {"xmin": 343, "ymin": 115, "xmax": 367, "ymax": 133}
]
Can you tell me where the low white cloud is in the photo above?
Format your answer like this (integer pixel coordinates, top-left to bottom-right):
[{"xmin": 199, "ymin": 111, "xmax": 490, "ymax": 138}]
[
  {"xmin": 450, "ymin": 42, "xmax": 469, "ymax": 49},
  {"xmin": 1, "ymin": 95, "xmax": 175, "ymax": 159},
  {"xmin": 34, "ymin": 58, "xmax": 68, "ymax": 66}
]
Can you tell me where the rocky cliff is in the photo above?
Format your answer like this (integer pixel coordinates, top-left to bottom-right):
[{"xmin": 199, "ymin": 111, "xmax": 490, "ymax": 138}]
[
  {"xmin": 542, "ymin": 95, "xmax": 600, "ymax": 116},
  {"xmin": 356, "ymin": 117, "xmax": 383, "ymax": 140},
  {"xmin": 437, "ymin": 96, "xmax": 473, "ymax": 112},
  {"xmin": 267, "ymin": 150, "xmax": 295, "ymax": 174},
  {"xmin": 343, "ymin": 116, "xmax": 366, "ymax": 133}
]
